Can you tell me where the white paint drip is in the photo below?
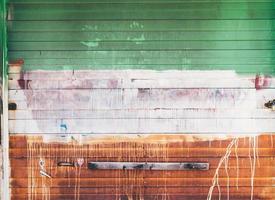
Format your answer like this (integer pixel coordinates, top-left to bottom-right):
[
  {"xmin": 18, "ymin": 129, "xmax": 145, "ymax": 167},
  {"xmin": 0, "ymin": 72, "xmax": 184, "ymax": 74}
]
[
  {"xmin": 234, "ymin": 139, "xmax": 239, "ymax": 190},
  {"xmin": 249, "ymin": 136, "xmax": 257, "ymax": 200},
  {"xmin": 127, "ymin": 33, "xmax": 145, "ymax": 44},
  {"xmin": 207, "ymin": 136, "xmax": 259, "ymax": 200},
  {"xmin": 207, "ymin": 137, "xmax": 238, "ymax": 200}
]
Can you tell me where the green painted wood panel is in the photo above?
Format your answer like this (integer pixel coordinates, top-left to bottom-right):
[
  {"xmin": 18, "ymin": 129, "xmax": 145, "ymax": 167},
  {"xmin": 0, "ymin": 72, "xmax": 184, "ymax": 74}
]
[
  {"xmin": 7, "ymin": 0, "xmax": 275, "ymax": 73},
  {"xmin": 8, "ymin": 6, "xmax": 275, "ymax": 20},
  {"xmin": 8, "ymin": 20, "xmax": 275, "ymax": 31}
]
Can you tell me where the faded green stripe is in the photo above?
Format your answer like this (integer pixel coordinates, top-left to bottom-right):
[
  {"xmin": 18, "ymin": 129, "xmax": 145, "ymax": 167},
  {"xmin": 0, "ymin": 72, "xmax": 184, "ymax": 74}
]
[
  {"xmin": 9, "ymin": 50, "xmax": 275, "ymax": 59},
  {"xmin": 8, "ymin": 41, "xmax": 275, "ymax": 51},
  {"xmin": 8, "ymin": 20, "xmax": 275, "ymax": 32},
  {"xmin": 8, "ymin": 31, "xmax": 275, "ymax": 41}
]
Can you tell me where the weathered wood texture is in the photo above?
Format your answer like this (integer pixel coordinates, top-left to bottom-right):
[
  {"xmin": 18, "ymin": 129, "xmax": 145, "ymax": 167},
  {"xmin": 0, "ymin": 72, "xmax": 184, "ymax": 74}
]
[{"xmin": 10, "ymin": 135, "xmax": 275, "ymax": 200}]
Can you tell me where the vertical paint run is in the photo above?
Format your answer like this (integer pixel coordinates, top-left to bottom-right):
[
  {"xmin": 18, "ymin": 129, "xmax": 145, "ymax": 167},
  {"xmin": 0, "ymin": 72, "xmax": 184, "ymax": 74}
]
[{"xmin": 207, "ymin": 136, "xmax": 259, "ymax": 200}]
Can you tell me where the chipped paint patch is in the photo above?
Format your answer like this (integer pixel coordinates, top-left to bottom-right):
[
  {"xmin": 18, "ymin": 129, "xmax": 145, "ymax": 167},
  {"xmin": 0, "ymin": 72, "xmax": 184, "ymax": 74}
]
[
  {"xmin": 254, "ymin": 74, "xmax": 272, "ymax": 90},
  {"xmin": 81, "ymin": 24, "xmax": 98, "ymax": 31},
  {"xmin": 129, "ymin": 21, "xmax": 144, "ymax": 29},
  {"xmin": 127, "ymin": 33, "xmax": 145, "ymax": 44},
  {"xmin": 81, "ymin": 41, "xmax": 99, "ymax": 47}
]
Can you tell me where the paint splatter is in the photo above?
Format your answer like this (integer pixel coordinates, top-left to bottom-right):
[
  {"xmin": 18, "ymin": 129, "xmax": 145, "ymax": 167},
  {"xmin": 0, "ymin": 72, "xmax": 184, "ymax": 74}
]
[
  {"xmin": 60, "ymin": 122, "xmax": 68, "ymax": 132},
  {"xmin": 82, "ymin": 25, "xmax": 98, "ymax": 31},
  {"xmin": 127, "ymin": 34, "xmax": 145, "ymax": 44},
  {"xmin": 129, "ymin": 21, "xmax": 144, "ymax": 29},
  {"xmin": 254, "ymin": 74, "xmax": 272, "ymax": 90},
  {"xmin": 264, "ymin": 99, "xmax": 275, "ymax": 110}
]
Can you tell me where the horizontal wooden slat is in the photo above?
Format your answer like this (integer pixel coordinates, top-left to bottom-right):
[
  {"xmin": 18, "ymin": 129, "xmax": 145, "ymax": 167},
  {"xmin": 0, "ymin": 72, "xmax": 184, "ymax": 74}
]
[
  {"xmin": 10, "ymin": 194, "xmax": 275, "ymax": 200},
  {"xmin": 8, "ymin": 70, "xmax": 238, "ymax": 79},
  {"xmin": 7, "ymin": 57, "xmax": 275, "ymax": 68},
  {"xmin": 7, "ymin": 77, "xmax": 263, "ymax": 89},
  {"xmin": 10, "ymin": 166, "xmax": 275, "ymax": 178},
  {"xmin": 7, "ymin": 69, "xmax": 273, "ymax": 89},
  {"xmin": 10, "ymin": 188, "xmax": 275, "ymax": 197},
  {"xmin": 10, "ymin": 147, "xmax": 275, "ymax": 158},
  {"xmin": 10, "ymin": 187, "xmax": 275, "ymax": 195},
  {"xmin": 10, "ymin": 159, "xmax": 275, "ymax": 176},
  {"xmin": 6, "ymin": 63, "xmax": 275, "ymax": 74},
  {"xmin": 10, "ymin": 177, "xmax": 275, "ymax": 187},
  {"xmin": 12, "ymin": 12, "xmax": 275, "ymax": 21},
  {"xmin": 8, "ymin": 50, "xmax": 275, "ymax": 59},
  {"xmin": 11, "ymin": 2, "xmax": 275, "ymax": 10},
  {"xmin": 12, "ymin": 101, "xmax": 265, "ymax": 111},
  {"xmin": 8, "ymin": 88, "xmax": 258, "ymax": 109},
  {"xmin": 8, "ymin": 41, "xmax": 275, "ymax": 51},
  {"xmin": 9, "ymin": 4, "xmax": 275, "ymax": 20},
  {"xmin": 9, "ymin": 119, "xmax": 275, "ymax": 133},
  {"xmin": 9, "ymin": 134, "xmax": 275, "ymax": 148},
  {"xmin": 11, "ymin": 195, "xmax": 275, "ymax": 200},
  {"xmin": 8, "ymin": 109, "xmax": 275, "ymax": 120},
  {"xmin": 7, "ymin": 64, "xmax": 275, "ymax": 72},
  {"xmin": 9, "ymin": 0, "xmax": 272, "ymax": 4},
  {"xmin": 8, "ymin": 31, "xmax": 275, "ymax": 42}
]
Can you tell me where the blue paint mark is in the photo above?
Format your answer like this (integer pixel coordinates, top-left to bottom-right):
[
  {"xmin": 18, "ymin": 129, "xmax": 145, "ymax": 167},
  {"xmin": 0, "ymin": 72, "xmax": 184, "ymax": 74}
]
[{"xmin": 60, "ymin": 123, "xmax": 68, "ymax": 132}]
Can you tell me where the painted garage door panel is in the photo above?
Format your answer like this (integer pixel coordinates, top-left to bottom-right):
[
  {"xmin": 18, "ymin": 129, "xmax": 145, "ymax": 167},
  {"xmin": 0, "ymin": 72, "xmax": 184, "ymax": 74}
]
[{"xmin": 6, "ymin": 0, "xmax": 275, "ymax": 200}]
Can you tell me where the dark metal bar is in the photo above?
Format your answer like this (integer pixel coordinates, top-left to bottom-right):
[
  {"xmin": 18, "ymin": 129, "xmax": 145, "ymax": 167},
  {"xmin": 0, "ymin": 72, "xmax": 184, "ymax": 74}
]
[
  {"xmin": 57, "ymin": 161, "xmax": 75, "ymax": 167},
  {"xmin": 88, "ymin": 162, "xmax": 209, "ymax": 171}
]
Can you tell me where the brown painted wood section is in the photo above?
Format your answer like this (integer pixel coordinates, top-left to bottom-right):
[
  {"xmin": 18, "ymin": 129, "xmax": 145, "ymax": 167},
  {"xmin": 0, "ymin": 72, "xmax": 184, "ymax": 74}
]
[
  {"xmin": 9, "ymin": 134, "xmax": 275, "ymax": 200},
  {"xmin": 10, "ymin": 194, "xmax": 275, "ymax": 200}
]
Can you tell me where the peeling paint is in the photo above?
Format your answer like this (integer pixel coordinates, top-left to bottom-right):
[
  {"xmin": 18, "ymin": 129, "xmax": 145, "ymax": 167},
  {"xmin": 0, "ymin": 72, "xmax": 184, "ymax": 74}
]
[
  {"xmin": 129, "ymin": 21, "xmax": 144, "ymax": 29},
  {"xmin": 127, "ymin": 33, "xmax": 145, "ymax": 44},
  {"xmin": 82, "ymin": 24, "xmax": 98, "ymax": 31},
  {"xmin": 81, "ymin": 41, "xmax": 99, "ymax": 47},
  {"xmin": 254, "ymin": 74, "xmax": 272, "ymax": 90}
]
